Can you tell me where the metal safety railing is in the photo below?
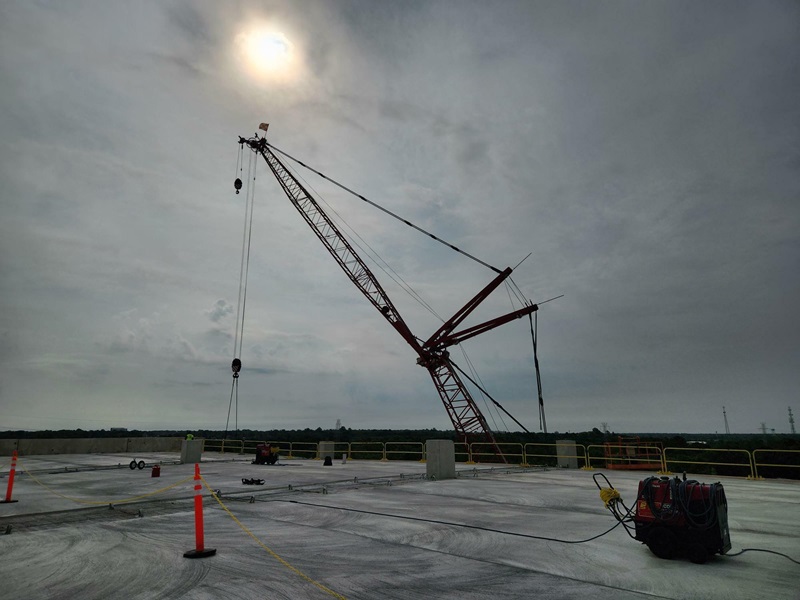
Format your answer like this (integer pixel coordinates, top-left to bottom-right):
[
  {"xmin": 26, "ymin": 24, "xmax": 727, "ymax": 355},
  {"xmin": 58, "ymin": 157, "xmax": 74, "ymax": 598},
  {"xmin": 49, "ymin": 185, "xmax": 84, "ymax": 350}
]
[
  {"xmin": 454, "ymin": 442, "xmax": 470, "ymax": 463},
  {"xmin": 663, "ymin": 447, "xmax": 754, "ymax": 479},
  {"xmin": 469, "ymin": 443, "xmax": 524, "ymax": 464},
  {"xmin": 383, "ymin": 442, "xmax": 424, "ymax": 462},
  {"xmin": 752, "ymin": 449, "xmax": 800, "ymax": 480},
  {"xmin": 348, "ymin": 442, "xmax": 385, "ymax": 461},
  {"xmin": 524, "ymin": 442, "xmax": 589, "ymax": 468},
  {"xmin": 197, "ymin": 439, "xmax": 800, "ymax": 480},
  {"xmin": 586, "ymin": 444, "xmax": 665, "ymax": 472}
]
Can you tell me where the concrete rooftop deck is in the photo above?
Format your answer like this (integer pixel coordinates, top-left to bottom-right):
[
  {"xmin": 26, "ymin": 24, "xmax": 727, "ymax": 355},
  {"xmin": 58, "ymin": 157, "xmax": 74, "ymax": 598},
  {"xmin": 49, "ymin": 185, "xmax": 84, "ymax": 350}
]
[{"xmin": 1, "ymin": 451, "xmax": 798, "ymax": 599}]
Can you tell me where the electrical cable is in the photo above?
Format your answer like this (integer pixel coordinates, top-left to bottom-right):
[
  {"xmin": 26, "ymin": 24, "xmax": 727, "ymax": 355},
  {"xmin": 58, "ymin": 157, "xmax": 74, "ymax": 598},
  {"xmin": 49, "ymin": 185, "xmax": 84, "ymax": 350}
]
[
  {"xmin": 281, "ymin": 498, "xmax": 626, "ymax": 545},
  {"xmin": 724, "ymin": 548, "xmax": 800, "ymax": 565}
]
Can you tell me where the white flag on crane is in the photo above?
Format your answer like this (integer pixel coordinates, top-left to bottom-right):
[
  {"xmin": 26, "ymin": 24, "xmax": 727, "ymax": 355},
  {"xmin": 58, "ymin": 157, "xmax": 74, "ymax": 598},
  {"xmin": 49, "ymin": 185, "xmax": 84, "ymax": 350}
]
[{"xmin": 259, "ymin": 123, "xmax": 270, "ymax": 133}]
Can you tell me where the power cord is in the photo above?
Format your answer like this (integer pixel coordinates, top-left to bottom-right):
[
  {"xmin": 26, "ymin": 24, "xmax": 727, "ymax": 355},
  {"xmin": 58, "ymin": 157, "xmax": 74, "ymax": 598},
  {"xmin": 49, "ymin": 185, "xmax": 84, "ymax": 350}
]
[{"xmin": 282, "ymin": 498, "xmax": 625, "ymax": 545}]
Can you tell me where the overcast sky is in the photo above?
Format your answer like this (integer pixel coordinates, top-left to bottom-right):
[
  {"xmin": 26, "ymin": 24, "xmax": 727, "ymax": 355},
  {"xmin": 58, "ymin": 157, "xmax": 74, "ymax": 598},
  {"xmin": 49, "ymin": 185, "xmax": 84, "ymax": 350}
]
[{"xmin": 1, "ymin": 1, "xmax": 797, "ymax": 435}]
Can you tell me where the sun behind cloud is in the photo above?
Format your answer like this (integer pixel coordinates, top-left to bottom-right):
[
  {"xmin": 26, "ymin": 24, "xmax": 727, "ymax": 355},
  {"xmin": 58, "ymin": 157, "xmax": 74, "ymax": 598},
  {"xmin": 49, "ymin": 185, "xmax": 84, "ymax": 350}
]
[{"xmin": 234, "ymin": 24, "xmax": 302, "ymax": 83}]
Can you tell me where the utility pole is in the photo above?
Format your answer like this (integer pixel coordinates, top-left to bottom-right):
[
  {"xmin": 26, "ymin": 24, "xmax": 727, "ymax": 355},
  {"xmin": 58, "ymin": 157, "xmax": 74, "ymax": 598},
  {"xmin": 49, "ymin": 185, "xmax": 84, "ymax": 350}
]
[
  {"xmin": 723, "ymin": 406, "xmax": 730, "ymax": 435},
  {"xmin": 760, "ymin": 422, "xmax": 767, "ymax": 435},
  {"xmin": 789, "ymin": 407, "xmax": 796, "ymax": 435}
]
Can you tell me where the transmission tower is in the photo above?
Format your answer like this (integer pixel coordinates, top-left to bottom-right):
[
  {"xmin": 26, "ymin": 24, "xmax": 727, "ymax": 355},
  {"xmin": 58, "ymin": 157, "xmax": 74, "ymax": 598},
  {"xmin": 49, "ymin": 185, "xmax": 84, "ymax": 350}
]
[
  {"xmin": 723, "ymin": 406, "xmax": 730, "ymax": 434},
  {"xmin": 789, "ymin": 407, "xmax": 796, "ymax": 435}
]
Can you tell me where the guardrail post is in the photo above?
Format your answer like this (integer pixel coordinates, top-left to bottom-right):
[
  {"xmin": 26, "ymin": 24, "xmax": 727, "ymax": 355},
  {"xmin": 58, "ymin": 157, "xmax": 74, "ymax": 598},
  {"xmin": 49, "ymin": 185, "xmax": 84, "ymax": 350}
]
[
  {"xmin": 579, "ymin": 445, "xmax": 593, "ymax": 470},
  {"xmin": 2, "ymin": 450, "xmax": 19, "ymax": 504},
  {"xmin": 747, "ymin": 450, "xmax": 761, "ymax": 480},
  {"xmin": 658, "ymin": 450, "xmax": 671, "ymax": 475}
]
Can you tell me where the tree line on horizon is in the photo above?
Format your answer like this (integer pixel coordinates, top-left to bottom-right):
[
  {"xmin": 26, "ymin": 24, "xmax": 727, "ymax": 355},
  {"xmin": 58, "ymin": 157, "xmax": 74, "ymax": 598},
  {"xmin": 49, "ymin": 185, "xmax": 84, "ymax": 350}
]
[{"xmin": 1, "ymin": 427, "xmax": 797, "ymax": 450}]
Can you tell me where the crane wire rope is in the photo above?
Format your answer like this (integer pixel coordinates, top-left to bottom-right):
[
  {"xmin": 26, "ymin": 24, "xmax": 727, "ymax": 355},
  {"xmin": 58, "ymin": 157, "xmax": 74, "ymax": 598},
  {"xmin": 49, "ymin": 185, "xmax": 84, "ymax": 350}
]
[
  {"xmin": 257, "ymin": 137, "xmax": 561, "ymax": 440},
  {"xmin": 530, "ymin": 310, "xmax": 547, "ymax": 433},
  {"xmin": 450, "ymin": 358, "xmax": 530, "ymax": 433},
  {"xmin": 456, "ymin": 347, "xmax": 507, "ymax": 432},
  {"xmin": 225, "ymin": 149, "xmax": 257, "ymax": 439},
  {"xmin": 267, "ymin": 141, "xmax": 502, "ymax": 275},
  {"xmin": 285, "ymin": 159, "xmax": 445, "ymax": 323},
  {"xmin": 278, "ymin": 144, "xmax": 561, "ymax": 436}
]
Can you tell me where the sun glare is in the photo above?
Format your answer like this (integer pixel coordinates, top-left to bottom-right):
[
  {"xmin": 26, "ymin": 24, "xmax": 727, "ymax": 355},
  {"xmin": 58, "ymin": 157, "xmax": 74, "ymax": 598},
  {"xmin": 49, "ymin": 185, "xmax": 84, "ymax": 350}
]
[
  {"xmin": 249, "ymin": 31, "xmax": 290, "ymax": 69},
  {"xmin": 235, "ymin": 26, "xmax": 299, "ymax": 82}
]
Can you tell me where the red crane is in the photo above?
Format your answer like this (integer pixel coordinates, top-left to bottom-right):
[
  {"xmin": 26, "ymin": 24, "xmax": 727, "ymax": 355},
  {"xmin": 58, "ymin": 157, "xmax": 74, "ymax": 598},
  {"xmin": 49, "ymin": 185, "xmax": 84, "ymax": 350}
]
[{"xmin": 239, "ymin": 129, "xmax": 539, "ymax": 460}]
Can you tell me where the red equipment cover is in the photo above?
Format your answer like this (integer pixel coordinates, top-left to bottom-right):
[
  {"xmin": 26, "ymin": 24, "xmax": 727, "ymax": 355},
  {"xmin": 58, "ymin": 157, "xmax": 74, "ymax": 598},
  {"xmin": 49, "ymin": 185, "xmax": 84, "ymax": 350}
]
[{"xmin": 635, "ymin": 478, "xmax": 716, "ymax": 525}]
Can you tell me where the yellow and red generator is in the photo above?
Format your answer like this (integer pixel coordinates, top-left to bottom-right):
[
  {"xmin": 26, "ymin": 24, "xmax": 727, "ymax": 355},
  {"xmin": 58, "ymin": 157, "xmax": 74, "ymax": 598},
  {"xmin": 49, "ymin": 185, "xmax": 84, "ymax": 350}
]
[
  {"xmin": 633, "ymin": 475, "xmax": 731, "ymax": 563},
  {"xmin": 253, "ymin": 443, "xmax": 280, "ymax": 465}
]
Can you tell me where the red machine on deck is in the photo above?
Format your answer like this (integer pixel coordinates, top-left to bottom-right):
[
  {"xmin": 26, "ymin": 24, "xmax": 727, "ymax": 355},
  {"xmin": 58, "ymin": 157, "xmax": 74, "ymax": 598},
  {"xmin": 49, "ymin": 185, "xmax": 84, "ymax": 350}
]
[
  {"xmin": 253, "ymin": 443, "xmax": 279, "ymax": 465},
  {"xmin": 634, "ymin": 476, "xmax": 731, "ymax": 563},
  {"xmin": 596, "ymin": 473, "xmax": 732, "ymax": 563}
]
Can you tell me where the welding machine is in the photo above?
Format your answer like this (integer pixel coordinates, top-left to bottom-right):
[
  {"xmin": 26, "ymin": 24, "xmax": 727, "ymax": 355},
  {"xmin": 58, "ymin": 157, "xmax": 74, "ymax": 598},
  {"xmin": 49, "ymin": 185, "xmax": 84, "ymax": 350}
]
[
  {"xmin": 252, "ymin": 443, "xmax": 280, "ymax": 465},
  {"xmin": 632, "ymin": 475, "xmax": 731, "ymax": 563},
  {"xmin": 594, "ymin": 472, "xmax": 732, "ymax": 564}
]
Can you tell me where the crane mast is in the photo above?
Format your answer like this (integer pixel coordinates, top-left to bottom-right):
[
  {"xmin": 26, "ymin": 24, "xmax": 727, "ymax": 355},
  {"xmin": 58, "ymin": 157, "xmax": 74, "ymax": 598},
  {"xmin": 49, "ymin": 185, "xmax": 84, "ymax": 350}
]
[{"xmin": 241, "ymin": 132, "xmax": 539, "ymax": 460}]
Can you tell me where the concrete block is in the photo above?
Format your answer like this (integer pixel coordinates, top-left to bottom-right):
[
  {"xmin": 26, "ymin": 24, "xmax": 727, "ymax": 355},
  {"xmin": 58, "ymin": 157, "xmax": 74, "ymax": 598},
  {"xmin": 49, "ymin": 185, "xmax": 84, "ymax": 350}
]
[
  {"xmin": 319, "ymin": 441, "xmax": 335, "ymax": 462},
  {"xmin": 181, "ymin": 440, "xmax": 203, "ymax": 464},
  {"xmin": 556, "ymin": 439, "xmax": 578, "ymax": 468},
  {"xmin": 128, "ymin": 437, "xmax": 182, "ymax": 453},
  {"xmin": 426, "ymin": 439, "xmax": 456, "ymax": 480},
  {"xmin": 0, "ymin": 439, "xmax": 19, "ymax": 456}
]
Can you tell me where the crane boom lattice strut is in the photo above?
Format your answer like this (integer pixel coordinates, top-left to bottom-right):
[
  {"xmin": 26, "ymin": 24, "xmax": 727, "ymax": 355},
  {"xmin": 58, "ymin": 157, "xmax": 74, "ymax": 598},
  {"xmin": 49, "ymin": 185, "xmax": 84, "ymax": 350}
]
[{"xmin": 240, "ymin": 132, "xmax": 539, "ymax": 461}]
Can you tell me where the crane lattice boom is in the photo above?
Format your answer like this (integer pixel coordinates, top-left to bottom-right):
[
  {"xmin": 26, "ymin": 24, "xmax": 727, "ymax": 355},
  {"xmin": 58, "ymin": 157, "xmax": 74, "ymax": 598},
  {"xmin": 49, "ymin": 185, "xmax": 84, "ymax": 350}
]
[{"xmin": 241, "ymin": 132, "xmax": 538, "ymax": 460}]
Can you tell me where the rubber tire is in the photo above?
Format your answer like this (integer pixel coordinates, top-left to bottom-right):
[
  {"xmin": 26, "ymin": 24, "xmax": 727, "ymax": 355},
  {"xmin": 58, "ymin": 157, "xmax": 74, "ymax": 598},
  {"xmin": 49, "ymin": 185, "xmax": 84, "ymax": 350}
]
[
  {"xmin": 687, "ymin": 543, "xmax": 709, "ymax": 564},
  {"xmin": 646, "ymin": 527, "xmax": 679, "ymax": 560},
  {"xmin": 129, "ymin": 460, "xmax": 137, "ymax": 470},
  {"xmin": 137, "ymin": 460, "xmax": 146, "ymax": 470}
]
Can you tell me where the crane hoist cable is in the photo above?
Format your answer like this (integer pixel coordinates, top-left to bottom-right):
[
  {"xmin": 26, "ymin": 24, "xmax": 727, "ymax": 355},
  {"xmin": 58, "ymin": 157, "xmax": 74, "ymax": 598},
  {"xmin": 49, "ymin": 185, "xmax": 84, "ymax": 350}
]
[{"xmin": 225, "ymin": 149, "xmax": 257, "ymax": 439}]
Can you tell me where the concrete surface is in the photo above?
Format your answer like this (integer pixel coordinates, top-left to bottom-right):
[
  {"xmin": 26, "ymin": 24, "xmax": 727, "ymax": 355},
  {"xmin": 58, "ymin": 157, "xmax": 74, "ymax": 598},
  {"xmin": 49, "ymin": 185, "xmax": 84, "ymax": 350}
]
[{"xmin": 1, "ymin": 452, "xmax": 798, "ymax": 600}]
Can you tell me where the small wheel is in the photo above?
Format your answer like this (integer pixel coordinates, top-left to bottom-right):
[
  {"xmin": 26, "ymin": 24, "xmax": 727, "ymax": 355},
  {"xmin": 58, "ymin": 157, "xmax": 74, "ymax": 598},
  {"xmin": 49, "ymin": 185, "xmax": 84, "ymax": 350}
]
[
  {"xmin": 129, "ymin": 460, "xmax": 137, "ymax": 470},
  {"xmin": 646, "ymin": 527, "xmax": 678, "ymax": 560},
  {"xmin": 137, "ymin": 460, "xmax": 146, "ymax": 470},
  {"xmin": 687, "ymin": 543, "xmax": 709, "ymax": 564}
]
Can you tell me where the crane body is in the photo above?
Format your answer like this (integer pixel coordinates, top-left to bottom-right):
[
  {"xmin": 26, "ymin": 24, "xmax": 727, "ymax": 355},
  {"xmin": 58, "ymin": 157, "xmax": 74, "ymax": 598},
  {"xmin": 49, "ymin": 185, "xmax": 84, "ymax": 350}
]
[{"xmin": 240, "ymin": 132, "xmax": 539, "ymax": 459}]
